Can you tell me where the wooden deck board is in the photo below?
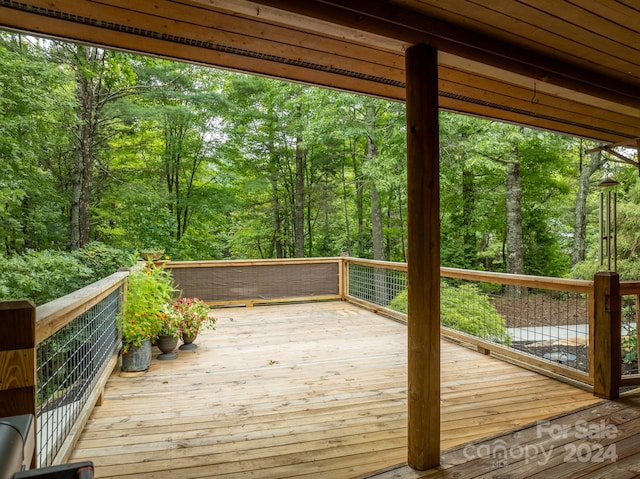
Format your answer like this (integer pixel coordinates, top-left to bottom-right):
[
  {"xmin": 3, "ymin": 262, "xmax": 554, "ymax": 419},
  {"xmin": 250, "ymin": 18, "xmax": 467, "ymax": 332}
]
[
  {"xmin": 70, "ymin": 301, "xmax": 600, "ymax": 478},
  {"xmin": 360, "ymin": 395, "xmax": 640, "ymax": 478}
]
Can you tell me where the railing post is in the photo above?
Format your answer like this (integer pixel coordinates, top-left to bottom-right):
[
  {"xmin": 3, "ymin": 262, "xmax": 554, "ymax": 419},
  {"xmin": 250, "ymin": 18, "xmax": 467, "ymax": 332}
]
[
  {"xmin": 339, "ymin": 256, "xmax": 347, "ymax": 300},
  {"xmin": 0, "ymin": 300, "xmax": 37, "ymax": 467},
  {"xmin": 593, "ymin": 272, "xmax": 621, "ymax": 399}
]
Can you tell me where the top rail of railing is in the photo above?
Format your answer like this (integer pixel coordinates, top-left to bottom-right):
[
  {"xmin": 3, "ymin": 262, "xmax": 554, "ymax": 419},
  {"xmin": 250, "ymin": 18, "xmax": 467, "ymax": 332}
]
[
  {"xmin": 35, "ymin": 270, "xmax": 129, "ymax": 345},
  {"xmin": 344, "ymin": 257, "xmax": 594, "ymax": 294},
  {"xmin": 165, "ymin": 257, "xmax": 343, "ymax": 268},
  {"xmin": 620, "ymin": 281, "xmax": 640, "ymax": 295}
]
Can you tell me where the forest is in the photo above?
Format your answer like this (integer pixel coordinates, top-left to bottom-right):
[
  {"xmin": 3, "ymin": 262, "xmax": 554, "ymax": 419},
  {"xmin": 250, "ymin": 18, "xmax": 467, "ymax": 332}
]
[{"xmin": 1, "ymin": 32, "xmax": 640, "ymax": 303}]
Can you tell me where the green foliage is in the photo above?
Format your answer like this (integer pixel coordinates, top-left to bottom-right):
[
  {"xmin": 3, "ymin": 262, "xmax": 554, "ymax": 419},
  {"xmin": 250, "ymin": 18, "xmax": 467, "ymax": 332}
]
[
  {"xmin": 0, "ymin": 250, "xmax": 93, "ymax": 305},
  {"xmin": 118, "ymin": 265, "xmax": 177, "ymax": 348},
  {"xmin": 622, "ymin": 299, "xmax": 638, "ymax": 365},
  {"xmin": 0, "ymin": 34, "xmax": 74, "ymax": 254},
  {"xmin": 4, "ymin": 32, "xmax": 640, "ymax": 281},
  {"xmin": 0, "ymin": 244, "xmax": 135, "ymax": 304},
  {"xmin": 388, "ymin": 283, "xmax": 511, "ymax": 345},
  {"xmin": 70, "ymin": 242, "xmax": 136, "ymax": 279}
]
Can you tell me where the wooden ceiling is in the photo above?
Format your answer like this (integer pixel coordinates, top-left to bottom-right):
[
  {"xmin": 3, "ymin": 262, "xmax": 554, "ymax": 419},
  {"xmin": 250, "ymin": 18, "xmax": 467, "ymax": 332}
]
[{"xmin": 1, "ymin": 0, "xmax": 639, "ymax": 143}]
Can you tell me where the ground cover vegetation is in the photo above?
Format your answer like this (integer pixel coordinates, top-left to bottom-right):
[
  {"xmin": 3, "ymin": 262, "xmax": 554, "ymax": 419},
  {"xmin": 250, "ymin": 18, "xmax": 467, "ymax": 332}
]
[{"xmin": 1, "ymin": 32, "xmax": 639, "ymax": 306}]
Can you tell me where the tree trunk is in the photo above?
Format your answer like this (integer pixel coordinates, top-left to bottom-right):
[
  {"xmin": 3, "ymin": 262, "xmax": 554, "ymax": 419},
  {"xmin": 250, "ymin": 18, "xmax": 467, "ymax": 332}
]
[
  {"xmin": 294, "ymin": 135, "xmax": 305, "ymax": 257},
  {"xmin": 505, "ymin": 157, "xmax": 524, "ymax": 297},
  {"xmin": 461, "ymin": 167, "xmax": 477, "ymax": 268},
  {"xmin": 366, "ymin": 105, "xmax": 384, "ymax": 261},
  {"xmin": 350, "ymin": 140, "xmax": 365, "ymax": 257},
  {"xmin": 370, "ymin": 182, "xmax": 384, "ymax": 261},
  {"xmin": 364, "ymin": 105, "xmax": 387, "ymax": 304},
  {"xmin": 341, "ymin": 158, "xmax": 352, "ymax": 256},
  {"xmin": 271, "ymin": 177, "xmax": 284, "ymax": 258},
  {"xmin": 70, "ymin": 45, "xmax": 97, "ymax": 250},
  {"xmin": 572, "ymin": 150, "xmax": 604, "ymax": 266}
]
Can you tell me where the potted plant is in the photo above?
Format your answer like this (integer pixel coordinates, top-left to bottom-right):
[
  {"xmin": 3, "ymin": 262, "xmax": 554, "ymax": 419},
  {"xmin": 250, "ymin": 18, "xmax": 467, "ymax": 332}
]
[
  {"xmin": 167, "ymin": 297, "xmax": 216, "ymax": 350},
  {"xmin": 156, "ymin": 308, "xmax": 181, "ymax": 360},
  {"xmin": 118, "ymin": 265, "xmax": 176, "ymax": 371}
]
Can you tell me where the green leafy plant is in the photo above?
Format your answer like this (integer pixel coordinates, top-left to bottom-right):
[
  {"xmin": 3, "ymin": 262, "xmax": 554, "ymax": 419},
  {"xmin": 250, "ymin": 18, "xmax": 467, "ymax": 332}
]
[
  {"xmin": 71, "ymin": 242, "xmax": 136, "ymax": 280},
  {"xmin": 0, "ymin": 245, "xmax": 136, "ymax": 304},
  {"xmin": 167, "ymin": 297, "xmax": 216, "ymax": 337},
  {"xmin": 118, "ymin": 265, "xmax": 177, "ymax": 352},
  {"xmin": 0, "ymin": 250, "xmax": 93, "ymax": 304},
  {"xmin": 622, "ymin": 302, "xmax": 638, "ymax": 366},
  {"xmin": 623, "ymin": 330, "xmax": 637, "ymax": 365},
  {"xmin": 388, "ymin": 282, "xmax": 511, "ymax": 345}
]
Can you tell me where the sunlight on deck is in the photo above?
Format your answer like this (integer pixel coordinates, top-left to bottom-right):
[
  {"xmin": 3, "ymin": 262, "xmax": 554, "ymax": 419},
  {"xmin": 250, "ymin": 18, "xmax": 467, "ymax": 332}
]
[{"xmin": 70, "ymin": 301, "xmax": 599, "ymax": 478}]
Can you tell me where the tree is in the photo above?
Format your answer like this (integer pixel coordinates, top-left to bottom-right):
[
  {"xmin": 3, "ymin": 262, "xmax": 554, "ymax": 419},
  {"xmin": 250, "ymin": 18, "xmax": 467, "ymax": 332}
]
[
  {"xmin": 49, "ymin": 44, "xmax": 138, "ymax": 249},
  {"xmin": 0, "ymin": 34, "xmax": 72, "ymax": 253},
  {"xmin": 571, "ymin": 144, "xmax": 604, "ymax": 266}
]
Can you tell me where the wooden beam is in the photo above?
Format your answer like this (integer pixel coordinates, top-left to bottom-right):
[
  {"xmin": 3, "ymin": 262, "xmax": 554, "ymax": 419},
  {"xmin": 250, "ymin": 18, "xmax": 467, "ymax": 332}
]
[
  {"xmin": 405, "ymin": 43, "xmax": 440, "ymax": 470},
  {"xmin": 585, "ymin": 139, "xmax": 640, "ymax": 154},
  {"xmin": 592, "ymin": 272, "xmax": 621, "ymax": 399}
]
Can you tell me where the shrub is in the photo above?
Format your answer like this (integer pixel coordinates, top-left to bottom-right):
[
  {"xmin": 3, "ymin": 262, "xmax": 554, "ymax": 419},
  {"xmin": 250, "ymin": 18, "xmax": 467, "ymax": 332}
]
[
  {"xmin": 71, "ymin": 242, "xmax": 136, "ymax": 281},
  {"xmin": 0, "ymin": 244, "xmax": 136, "ymax": 304},
  {"xmin": 388, "ymin": 282, "xmax": 511, "ymax": 345},
  {"xmin": 0, "ymin": 250, "xmax": 93, "ymax": 305}
]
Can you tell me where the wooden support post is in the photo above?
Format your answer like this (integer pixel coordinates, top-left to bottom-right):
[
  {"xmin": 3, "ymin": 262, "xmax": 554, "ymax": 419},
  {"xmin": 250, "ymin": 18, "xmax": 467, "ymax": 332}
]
[
  {"xmin": 406, "ymin": 43, "xmax": 440, "ymax": 470},
  {"xmin": 0, "ymin": 300, "xmax": 37, "ymax": 467},
  {"xmin": 592, "ymin": 272, "xmax": 621, "ymax": 399}
]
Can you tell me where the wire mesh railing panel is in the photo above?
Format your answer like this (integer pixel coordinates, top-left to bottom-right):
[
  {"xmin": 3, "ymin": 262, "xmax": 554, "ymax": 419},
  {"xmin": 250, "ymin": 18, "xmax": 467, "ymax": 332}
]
[
  {"xmin": 348, "ymin": 263, "xmax": 407, "ymax": 308},
  {"xmin": 622, "ymin": 294, "xmax": 639, "ymax": 377},
  {"xmin": 347, "ymin": 260, "xmax": 591, "ymax": 377},
  {"xmin": 169, "ymin": 261, "xmax": 340, "ymax": 302},
  {"xmin": 487, "ymin": 286, "xmax": 589, "ymax": 373},
  {"xmin": 36, "ymin": 288, "xmax": 121, "ymax": 467}
]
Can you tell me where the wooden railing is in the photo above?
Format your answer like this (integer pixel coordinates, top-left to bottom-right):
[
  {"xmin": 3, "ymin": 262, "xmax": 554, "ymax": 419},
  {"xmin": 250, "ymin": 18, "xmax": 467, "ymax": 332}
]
[
  {"xmin": 343, "ymin": 257, "xmax": 596, "ymax": 387},
  {"xmin": 164, "ymin": 257, "xmax": 343, "ymax": 306},
  {"xmin": 1, "ymin": 270, "xmax": 128, "ymax": 467}
]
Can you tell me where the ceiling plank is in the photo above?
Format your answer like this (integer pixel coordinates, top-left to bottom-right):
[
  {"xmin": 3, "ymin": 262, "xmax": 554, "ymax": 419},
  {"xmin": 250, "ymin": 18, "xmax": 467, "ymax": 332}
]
[
  {"xmin": 416, "ymin": 0, "xmax": 640, "ymax": 79},
  {"xmin": 240, "ymin": 0, "xmax": 640, "ymax": 108}
]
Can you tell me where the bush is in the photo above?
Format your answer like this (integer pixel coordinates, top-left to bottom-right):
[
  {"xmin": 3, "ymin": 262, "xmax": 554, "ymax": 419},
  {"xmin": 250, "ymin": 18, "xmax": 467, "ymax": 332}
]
[
  {"xmin": 0, "ymin": 244, "xmax": 136, "ymax": 304},
  {"xmin": 71, "ymin": 241, "xmax": 136, "ymax": 280},
  {"xmin": 388, "ymin": 282, "xmax": 511, "ymax": 345},
  {"xmin": 0, "ymin": 250, "xmax": 93, "ymax": 305}
]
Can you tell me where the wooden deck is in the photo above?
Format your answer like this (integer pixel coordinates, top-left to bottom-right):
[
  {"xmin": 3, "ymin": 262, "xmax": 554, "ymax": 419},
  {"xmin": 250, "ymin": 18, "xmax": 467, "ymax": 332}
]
[
  {"xmin": 361, "ymin": 393, "xmax": 640, "ymax": 478},
  {"xmin": 70, "ymin": 301, "xmax": 600, "ymax": 478}
]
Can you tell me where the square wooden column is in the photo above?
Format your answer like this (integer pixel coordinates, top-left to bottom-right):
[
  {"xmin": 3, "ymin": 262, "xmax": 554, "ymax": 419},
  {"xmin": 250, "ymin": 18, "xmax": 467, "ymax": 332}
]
[
  {"xmin": 592, "ymin": 272, "xmax": 621, "ymax": 399},
  {"xmin": 406, "ymin": 44, "xmax": 440, "ymax": 470}
]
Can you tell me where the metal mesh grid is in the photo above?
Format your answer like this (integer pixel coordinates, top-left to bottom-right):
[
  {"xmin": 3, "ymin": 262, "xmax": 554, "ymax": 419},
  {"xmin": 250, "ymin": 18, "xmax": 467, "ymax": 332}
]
[
  {"xmin": 348, "ymin": 263, "xmax": 407, "ymax": 307},
  {"xmin": 36, "ymin": 288, "xmax": 121, "ymax": 467},
  {"xmin": 622, "ymin": 294, "xmax": 639, "ymax": 376},
  {"xmin": 347, "ymin": 262, "xmax": 590, "ymax": 374},
  {"xmin": 170, "ymin": 262, "xmax": 340, "ymax": 302},
  {"xmin": 477, "ymin": 283, "xmax": 589, "ymax": 373}
]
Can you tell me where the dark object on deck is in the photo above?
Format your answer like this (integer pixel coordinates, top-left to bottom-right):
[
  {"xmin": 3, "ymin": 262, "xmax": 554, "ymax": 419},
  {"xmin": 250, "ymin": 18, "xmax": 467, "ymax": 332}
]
[{"xmin": 0, "ymin": 414, "xmax": 93, "ymax": 479}]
